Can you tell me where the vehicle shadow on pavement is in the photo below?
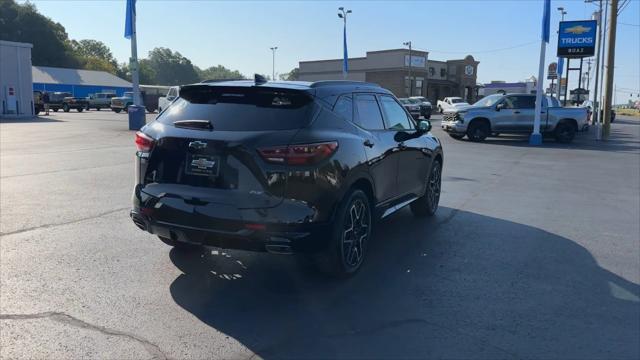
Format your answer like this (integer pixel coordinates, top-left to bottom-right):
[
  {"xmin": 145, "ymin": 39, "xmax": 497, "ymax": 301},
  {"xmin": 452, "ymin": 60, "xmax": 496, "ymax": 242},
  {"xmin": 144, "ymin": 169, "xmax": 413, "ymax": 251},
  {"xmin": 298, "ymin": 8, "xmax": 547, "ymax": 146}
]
[
  {"xmin": 0, "ymin": 116, "xmax": 65, "ymax": 123},
  {"xmin": 168, "ymin": 207, "xmax": 640, "ymax": 359},
  {"xmin": 463, "ymin": 131, "xmax": 640, "ymax": 154}
]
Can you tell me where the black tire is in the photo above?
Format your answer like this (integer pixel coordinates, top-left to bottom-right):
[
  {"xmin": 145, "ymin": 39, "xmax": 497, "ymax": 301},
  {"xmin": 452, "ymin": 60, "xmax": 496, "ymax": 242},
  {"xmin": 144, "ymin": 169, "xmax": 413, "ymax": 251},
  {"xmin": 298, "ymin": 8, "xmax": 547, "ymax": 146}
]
[
  {"xmin": 449, "ymin": 133, "xmax": 465, "ymax": 140},
  {"xmin": 438, "ymin": 106, "xmax": 443, "ymax": 113},
  {"xmin": 554, "ymin": 121, "xmax": 576, "ymax": 143},
  {"xmin": 77, "ymin": 107, "xmax": 83, "ymax": 112},
  {"xmin": 492, "ymin": 133, "xmax": 500, "ymax": 137},
  {"xmin": 313, "ymin": 189, "xmax": 372, "ymax": 277},
  {"xmin": 467, "ymin": 120, "xmax": 490, "ymax": 142},
  {"xmin": 410, "ymin": 159, "xmax": 442, "ymax": 217},
  {"xmin": 53, "ymin": 108, "xmax": 59, "ymax": 112},
  {"xmin": 35, "ymin": 109, "xmax": 41, "ymax": 115},
  {"xmin": 63, "ymin": 104, "xmax": 70, "ymax": 112},
  {"xmin": 157, "ymin": 236, "xmax": 200, "ymax": 251},
  {"xmin": 114, "ymin": 108, "xmax": 122, "ymax": 113},
  {"xmin": 95, "ymin": 106, "xmax": 100, "ymax": 111}
]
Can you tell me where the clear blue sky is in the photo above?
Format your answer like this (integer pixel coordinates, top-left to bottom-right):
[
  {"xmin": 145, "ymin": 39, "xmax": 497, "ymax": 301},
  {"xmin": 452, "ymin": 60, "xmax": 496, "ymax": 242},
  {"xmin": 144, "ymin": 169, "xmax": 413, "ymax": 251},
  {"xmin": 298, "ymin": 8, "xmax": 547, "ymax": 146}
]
[{"xmin": 23, "ymin": 0, "xmax": 640, "ymax": 104}]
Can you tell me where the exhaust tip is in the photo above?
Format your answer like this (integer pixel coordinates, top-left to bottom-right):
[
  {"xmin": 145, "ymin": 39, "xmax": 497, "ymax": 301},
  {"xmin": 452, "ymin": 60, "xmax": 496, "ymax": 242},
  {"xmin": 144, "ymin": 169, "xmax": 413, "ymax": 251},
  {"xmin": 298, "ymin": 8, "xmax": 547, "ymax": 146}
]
[{"xmin": 265, "ymin": 244, "xmax": 293, "ymax": 255}]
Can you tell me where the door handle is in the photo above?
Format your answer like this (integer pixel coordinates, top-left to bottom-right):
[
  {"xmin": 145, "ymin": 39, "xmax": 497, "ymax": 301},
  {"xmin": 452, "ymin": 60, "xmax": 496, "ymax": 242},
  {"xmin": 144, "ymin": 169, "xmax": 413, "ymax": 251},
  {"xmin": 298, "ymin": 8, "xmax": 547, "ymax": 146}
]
[{"xmin": 363, "ymin": 139, "xmax": 374, "ymax": 148}]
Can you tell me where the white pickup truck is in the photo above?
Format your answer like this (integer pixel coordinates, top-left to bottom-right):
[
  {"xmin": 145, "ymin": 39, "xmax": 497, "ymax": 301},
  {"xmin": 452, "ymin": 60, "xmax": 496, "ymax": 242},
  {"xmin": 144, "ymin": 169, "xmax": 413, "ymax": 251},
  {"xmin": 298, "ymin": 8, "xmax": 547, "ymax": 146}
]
[
  {"xmin": 437, "ymin": 97, "xmax": 471, "ymax": 113},
  {"xmin": 157, "ymin": 86, "xmax": 179, "ymax": 113}
]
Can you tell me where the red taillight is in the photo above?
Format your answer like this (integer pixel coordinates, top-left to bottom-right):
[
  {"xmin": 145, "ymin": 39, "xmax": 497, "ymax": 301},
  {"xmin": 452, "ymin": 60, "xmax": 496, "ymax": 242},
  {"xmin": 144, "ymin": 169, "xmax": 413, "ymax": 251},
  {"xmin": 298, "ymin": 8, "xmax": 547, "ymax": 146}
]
[
  {"xmin": 135, "ymin": 131, "xmax": 155, "ymax": 152},
  {"xmin": 258, "ymin": 141, "xmax": 338, "ymax": 165}
]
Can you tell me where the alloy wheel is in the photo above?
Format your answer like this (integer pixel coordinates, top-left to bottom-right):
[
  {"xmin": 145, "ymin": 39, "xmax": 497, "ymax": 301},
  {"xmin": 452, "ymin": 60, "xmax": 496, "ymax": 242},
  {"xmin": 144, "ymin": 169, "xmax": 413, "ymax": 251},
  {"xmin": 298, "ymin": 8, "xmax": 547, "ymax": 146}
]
[
  {"xmin": 427, "ymin": 164, "xmax": 441, "ymax": 213},
  {"xmin": 342, "ymin": 199, "xmax": 370, "ymax": 269}
]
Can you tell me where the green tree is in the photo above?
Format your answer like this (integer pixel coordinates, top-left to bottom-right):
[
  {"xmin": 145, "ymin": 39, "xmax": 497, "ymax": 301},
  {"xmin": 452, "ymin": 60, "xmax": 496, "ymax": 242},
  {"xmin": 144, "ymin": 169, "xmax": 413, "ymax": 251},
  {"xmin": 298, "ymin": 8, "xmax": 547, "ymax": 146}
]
[
  {"xmin": 146, "ymin": 47, "xmax": 200, "ymax": 85},
  {"xmin": 71, "ymin": 39, "xmax": 118, "ymax": 66},
  {"xmin": 196, "ymin": 65, "xmax": 245, "ymax": 81},
  {"xmin": 0, "ymin": 0, "xmax": 79, "ymax": 67},
  {"xmin": 280, "ymin": 67, "xmax": 300, "ymax": 81}
]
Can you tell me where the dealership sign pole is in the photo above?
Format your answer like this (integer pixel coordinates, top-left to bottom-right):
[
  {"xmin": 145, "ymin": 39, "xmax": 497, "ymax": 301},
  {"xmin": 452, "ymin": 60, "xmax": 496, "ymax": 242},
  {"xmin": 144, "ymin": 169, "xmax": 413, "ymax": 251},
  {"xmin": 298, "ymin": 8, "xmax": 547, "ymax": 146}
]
[
  {"xmin": 530, "ymin": 0, "xmax": 550, "ymax": 146},
  {"xmin": 125, "ymin": 0, "xmax": 141, "ymax": 107}
]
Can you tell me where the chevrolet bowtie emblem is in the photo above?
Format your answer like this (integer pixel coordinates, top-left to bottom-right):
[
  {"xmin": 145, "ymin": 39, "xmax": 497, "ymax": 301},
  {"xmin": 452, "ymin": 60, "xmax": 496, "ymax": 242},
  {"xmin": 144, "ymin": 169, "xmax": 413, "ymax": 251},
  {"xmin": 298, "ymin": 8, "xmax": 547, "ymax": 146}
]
[
  {"xmin": 191, "ymin": 158, "xmax": 215, "ymax": 170},
  {"xmin": 188, "ymin": 140, "xmax": 207, "ymax": 150},
  {"xmin": 565, "ymin": 25, "xmax": 591, "ymax": 35}
]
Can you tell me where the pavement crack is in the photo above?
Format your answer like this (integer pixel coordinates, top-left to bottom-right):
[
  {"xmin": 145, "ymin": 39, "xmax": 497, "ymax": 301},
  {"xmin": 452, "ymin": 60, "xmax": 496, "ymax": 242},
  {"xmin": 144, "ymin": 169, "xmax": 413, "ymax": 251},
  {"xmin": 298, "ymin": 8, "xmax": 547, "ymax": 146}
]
[
  {"xmin": 0, "ymin": 312, "xmax": 169, "ymax": 360},
  {"xmin": 0, "ymin": 207, "xmax": 129, "ymax": 236}
]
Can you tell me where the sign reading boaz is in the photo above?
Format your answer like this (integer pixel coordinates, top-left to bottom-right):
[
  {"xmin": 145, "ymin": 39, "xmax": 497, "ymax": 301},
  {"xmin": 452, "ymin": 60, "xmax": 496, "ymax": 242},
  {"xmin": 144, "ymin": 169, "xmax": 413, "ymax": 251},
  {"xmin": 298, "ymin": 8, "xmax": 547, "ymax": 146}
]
[{"xmin": 558, "ymin": 20, "xmax": 597, "ymax": 58}]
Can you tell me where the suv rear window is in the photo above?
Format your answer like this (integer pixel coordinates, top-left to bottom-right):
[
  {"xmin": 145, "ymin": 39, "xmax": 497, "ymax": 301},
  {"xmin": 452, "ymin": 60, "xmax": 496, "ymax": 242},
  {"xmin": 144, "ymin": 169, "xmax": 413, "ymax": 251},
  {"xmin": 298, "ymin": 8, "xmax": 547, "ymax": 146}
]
[{"xmin": 157, "ymin": 85, "xmax": 315, "ymax": 131}]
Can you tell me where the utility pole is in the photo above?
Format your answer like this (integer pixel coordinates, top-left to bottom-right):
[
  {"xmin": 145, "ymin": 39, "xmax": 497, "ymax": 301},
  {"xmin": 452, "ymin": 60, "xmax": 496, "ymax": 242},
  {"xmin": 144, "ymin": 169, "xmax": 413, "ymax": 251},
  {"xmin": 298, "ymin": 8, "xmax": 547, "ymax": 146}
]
[
  {"xmin": 602, "ymin": 0, "xmax": 618, "ymax": 140},
  {"xmin": 598, "ymin": 0, "xmax": 609, "ymax": 136},
  {"xmin": 270, "ymin": 46, "xmax": 278, "ymax": 81},
  {"xmin": 404, "ymin": 41, "xmax": 412, "ymax": 97},
  {"xmin": 589, "ymin": 0, "xmax": 604, "ymax": 137}
]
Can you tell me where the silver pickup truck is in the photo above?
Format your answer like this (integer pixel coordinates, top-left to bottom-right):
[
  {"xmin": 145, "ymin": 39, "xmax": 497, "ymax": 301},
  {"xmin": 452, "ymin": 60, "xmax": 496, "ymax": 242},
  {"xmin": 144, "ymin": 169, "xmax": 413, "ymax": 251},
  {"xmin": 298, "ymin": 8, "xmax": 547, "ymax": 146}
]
[{"xmin": 441, "ymin": 94, "xmax": 589, "ymax": 143}]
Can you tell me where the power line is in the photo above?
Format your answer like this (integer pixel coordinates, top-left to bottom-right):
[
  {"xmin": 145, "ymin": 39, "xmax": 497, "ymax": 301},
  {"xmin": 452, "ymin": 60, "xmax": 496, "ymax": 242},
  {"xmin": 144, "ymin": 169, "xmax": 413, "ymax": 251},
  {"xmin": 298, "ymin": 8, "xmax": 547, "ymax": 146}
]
[
  {"xmin": 422, "ymin": 40, "xmax": 539, "ymax": 55},
  {"xmin": 619, "ymin": 21, "xmax": 640, "ymax": 27}
]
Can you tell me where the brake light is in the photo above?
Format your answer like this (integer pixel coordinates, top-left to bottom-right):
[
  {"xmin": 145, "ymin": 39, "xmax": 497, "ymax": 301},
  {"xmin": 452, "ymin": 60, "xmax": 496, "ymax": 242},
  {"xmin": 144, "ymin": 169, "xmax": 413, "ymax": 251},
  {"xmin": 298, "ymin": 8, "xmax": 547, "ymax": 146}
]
[
  {"xmin": 135, "ymin": 132, "xmax": 155, "ymax": 152},
  {"xmin": 258, "ymin": 141, "xmax": 338, "ymax": 165}
]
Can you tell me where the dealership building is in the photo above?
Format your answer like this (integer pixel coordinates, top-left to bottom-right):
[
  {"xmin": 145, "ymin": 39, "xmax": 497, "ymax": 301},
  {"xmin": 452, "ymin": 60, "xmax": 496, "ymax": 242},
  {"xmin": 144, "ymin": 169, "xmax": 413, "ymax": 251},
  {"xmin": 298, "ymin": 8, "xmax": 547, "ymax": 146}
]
[{"xmin": 298, "ymin": 48, "xmax": 480, "ymax": 103}]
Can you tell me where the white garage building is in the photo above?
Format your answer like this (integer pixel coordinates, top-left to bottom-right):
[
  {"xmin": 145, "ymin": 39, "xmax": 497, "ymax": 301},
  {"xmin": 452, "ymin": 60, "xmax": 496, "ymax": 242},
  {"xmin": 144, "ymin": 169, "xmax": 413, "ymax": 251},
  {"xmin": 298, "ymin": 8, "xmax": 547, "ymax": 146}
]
[{"xmin": 0, "ymin": 40, "xmax": 34, "ymax": 118}]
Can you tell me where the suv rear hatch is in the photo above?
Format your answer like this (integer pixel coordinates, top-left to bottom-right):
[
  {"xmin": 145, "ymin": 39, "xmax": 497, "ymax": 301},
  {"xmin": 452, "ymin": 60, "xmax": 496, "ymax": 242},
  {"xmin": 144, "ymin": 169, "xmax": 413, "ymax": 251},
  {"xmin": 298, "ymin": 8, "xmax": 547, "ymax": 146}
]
[{"xmin": 140, "ymin": 84, "xmax": 318, "ymax": 213}]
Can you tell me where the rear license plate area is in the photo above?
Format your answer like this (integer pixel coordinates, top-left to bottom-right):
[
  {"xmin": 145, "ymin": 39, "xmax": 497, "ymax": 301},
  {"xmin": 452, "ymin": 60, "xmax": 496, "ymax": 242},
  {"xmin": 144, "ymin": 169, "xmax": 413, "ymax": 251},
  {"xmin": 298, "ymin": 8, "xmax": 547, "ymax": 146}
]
[{"xmin": 185, "ymin": 154, "xmax": 220, "ymax": 177}]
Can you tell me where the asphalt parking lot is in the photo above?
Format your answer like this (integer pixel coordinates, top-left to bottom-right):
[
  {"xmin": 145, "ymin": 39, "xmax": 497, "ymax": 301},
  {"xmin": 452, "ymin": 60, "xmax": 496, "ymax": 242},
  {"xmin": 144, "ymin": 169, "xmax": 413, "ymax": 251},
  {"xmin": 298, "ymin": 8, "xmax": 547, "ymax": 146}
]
[{"xmin": 1, "ymin": 110, "xmax": 639, "ymax": 359}]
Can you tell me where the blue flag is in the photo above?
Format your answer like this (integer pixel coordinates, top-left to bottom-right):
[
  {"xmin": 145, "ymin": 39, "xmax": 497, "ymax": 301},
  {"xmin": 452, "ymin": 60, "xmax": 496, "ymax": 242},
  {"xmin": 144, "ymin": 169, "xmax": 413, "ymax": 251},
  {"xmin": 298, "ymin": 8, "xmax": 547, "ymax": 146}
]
[
  {"xmin": 557, "ymin": 57, "xmax": 564, "ymax": 77},
  {"xmin": 342, "ymin": 24, "xmax": 348, "ymax": 76},
  {"xmin": 541, "ymin": 0, "xmax": 551, "ymax": 43},
  {"xmin": 125, "ymin": 0, "xmax": 136, "ymax": 39}
]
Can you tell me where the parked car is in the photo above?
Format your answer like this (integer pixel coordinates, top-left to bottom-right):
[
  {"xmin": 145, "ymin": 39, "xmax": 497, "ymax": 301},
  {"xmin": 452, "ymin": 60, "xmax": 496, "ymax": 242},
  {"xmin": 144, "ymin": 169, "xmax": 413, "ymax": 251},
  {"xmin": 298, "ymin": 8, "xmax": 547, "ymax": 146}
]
[
  {"xmin": 441, "ymin": 93, "xmax": 589, "ymax": 143},
  {"xmin": 33, "ymin": 90, "xmax": 43, "ymax": 114},
  {"xmin": 437, "ymin": 96, "xmax": 471, "ymax": 113},
  {"xmin": 86, "ymin": 93, "xmax": 116, "ymax": 111},
  {"xmin": 581, "ymin": 100, "xmax": 616, "ymax": 123},
  {"xmin": 398, "ymin": 98, "xmax": 421, "ymax": 120},
  {"xmin": 130, "ymin": 79, "xmax": 443, "ymax": 277},
  {"xmin": 157, "ymin": 86, "xmax": 179, "ymax": 113},
  {"xmin": 45, "ymin": 92, "xmax": 71, "ymax": 112},
  {"xmin": 409, "ymin": 96, "xmax": 432, "ymax": 119},
  {"xmin": 62, "ymin": 96, "xmax": 89, "ymax": 112},
  {"xmin": 110, "ymin": 92, "xmax": 134, "ymax": 113}
]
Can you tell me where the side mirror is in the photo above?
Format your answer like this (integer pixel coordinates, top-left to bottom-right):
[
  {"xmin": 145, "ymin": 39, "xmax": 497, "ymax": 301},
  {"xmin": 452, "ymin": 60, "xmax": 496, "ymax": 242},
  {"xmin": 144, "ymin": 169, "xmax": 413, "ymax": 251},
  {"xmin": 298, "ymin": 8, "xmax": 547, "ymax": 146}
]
[
  {"xmin": 418, "ymin": 120, "xmax": 432, "ymax": 133},
  {"xmin": 496, "ymin": 103, "xmax": 505, "ymax": 111}
]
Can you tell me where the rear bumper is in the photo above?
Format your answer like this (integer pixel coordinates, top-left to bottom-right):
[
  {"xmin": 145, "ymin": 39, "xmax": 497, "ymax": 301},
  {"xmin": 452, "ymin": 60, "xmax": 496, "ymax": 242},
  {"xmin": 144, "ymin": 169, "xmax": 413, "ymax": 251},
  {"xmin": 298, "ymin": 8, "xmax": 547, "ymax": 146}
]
[{"xmin": 131, "ymin": 209, "xmax": 331, "ymax": 254}]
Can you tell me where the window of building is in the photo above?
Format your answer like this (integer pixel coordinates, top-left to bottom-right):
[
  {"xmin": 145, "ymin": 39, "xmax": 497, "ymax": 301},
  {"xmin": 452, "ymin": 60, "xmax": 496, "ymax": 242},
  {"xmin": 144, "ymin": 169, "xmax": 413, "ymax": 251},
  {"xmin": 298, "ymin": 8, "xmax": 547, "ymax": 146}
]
[
  {"xmin": 354, "ymin": 94, "xmax": 385, "ymax": 130},
  {"xmin": 379, "ymin": 95, "xmax": 413, "ymax": 130},
  {"xmin": 429, "ymin": 67, "xmax": 435, "ymax": 76},
  {"xmin": 440, "ymin": 68, "xmax": 446, "ymax": 78}
]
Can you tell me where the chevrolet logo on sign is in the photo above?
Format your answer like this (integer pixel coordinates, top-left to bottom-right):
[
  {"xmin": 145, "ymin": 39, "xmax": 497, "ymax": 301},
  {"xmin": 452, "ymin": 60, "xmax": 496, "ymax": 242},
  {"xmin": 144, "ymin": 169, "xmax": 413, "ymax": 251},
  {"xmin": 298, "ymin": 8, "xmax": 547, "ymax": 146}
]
[{"xmin": 564, "ymin": 25, "xmax": 591, "ymax": 35}]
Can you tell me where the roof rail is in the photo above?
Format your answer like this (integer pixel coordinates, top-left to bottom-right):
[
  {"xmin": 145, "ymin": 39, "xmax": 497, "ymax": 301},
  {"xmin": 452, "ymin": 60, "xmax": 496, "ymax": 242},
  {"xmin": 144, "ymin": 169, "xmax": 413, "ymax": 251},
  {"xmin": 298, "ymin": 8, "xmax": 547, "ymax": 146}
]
[
  {"xmin": 309, "ymin": 80, "xmax": 380, "ymax": 88},
  {"xmin": 199, "ymin": 78, "xmax": 247, "ymax": 83}
]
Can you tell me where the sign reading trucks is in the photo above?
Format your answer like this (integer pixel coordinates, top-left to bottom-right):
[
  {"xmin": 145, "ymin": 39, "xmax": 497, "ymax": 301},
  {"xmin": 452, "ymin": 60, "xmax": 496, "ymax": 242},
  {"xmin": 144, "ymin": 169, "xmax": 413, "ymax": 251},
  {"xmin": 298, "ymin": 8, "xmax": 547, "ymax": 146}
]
[{"xmin": 557, "ymin": 20, "xmax": 597, "ymax": 58}]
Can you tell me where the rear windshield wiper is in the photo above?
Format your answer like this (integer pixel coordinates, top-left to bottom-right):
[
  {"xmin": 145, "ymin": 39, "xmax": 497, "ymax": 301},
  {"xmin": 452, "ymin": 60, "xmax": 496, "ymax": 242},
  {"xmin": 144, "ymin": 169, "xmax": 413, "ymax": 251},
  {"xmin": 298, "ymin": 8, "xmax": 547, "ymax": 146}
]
[{"xmin": 173, "ymin": 120, "xmax": 213, "ymax": 131}]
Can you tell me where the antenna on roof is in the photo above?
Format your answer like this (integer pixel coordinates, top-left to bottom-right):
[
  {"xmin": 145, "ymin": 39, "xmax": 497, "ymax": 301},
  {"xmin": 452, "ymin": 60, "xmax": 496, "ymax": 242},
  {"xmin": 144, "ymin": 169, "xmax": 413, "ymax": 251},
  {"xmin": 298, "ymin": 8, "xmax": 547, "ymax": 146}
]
[{"xmin": 254, "ymin": 74, "xmax": 268, "ymax": 85}]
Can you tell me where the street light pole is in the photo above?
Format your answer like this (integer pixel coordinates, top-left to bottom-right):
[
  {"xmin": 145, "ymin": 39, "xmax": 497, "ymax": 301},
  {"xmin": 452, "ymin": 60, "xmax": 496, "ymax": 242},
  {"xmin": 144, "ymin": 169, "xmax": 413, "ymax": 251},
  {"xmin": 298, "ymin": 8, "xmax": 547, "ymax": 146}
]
[
  {"xmin": 338, "ymin": 7, "xmax": 352, "ymax": 79},
  {"xmin": 270, "ymin": 46, "xmax": 278, "ymax": 81},
  {"xmin": 403, "ymin": 41, "xmax": 412, "ymax": 97}
]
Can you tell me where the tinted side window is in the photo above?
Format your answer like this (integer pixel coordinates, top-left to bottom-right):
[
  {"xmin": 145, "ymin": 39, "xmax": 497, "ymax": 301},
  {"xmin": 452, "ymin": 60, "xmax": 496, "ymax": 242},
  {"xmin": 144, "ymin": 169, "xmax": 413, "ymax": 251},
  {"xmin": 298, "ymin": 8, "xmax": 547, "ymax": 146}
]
[
  {"xmin": 379, "ymin": 95, "xmax": 413, "ymax": 130},
  {"xmin": 354, "ymin": 94, "xmax": 385, "ymax": 130},
  {"xmin": 333, "ymin": 94, "xmax": 353, "ymax": 122},
  {"xmin": 504, "ymin": 95, "xmax": 536, "ymax": 109}
]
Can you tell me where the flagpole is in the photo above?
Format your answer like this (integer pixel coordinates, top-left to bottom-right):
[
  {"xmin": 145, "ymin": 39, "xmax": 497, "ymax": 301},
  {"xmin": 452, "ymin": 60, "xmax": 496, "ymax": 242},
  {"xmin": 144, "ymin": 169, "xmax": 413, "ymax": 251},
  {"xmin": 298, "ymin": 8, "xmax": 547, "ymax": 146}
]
[
  {"xmin": 130, "ymin": 2, "xmax": 140, "ymax": 107},
  {"xmin": 530, "ymin": 0, "xmax": 550, "ymax": 146}
]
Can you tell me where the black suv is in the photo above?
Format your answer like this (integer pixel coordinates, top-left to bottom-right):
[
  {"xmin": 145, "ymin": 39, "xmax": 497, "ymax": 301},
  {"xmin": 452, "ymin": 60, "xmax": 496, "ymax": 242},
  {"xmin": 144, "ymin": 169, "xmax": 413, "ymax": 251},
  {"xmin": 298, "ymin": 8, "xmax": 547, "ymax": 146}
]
[{"xmin": 131, "ymin": 78, "xmax": 443, "ymax": 276}]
